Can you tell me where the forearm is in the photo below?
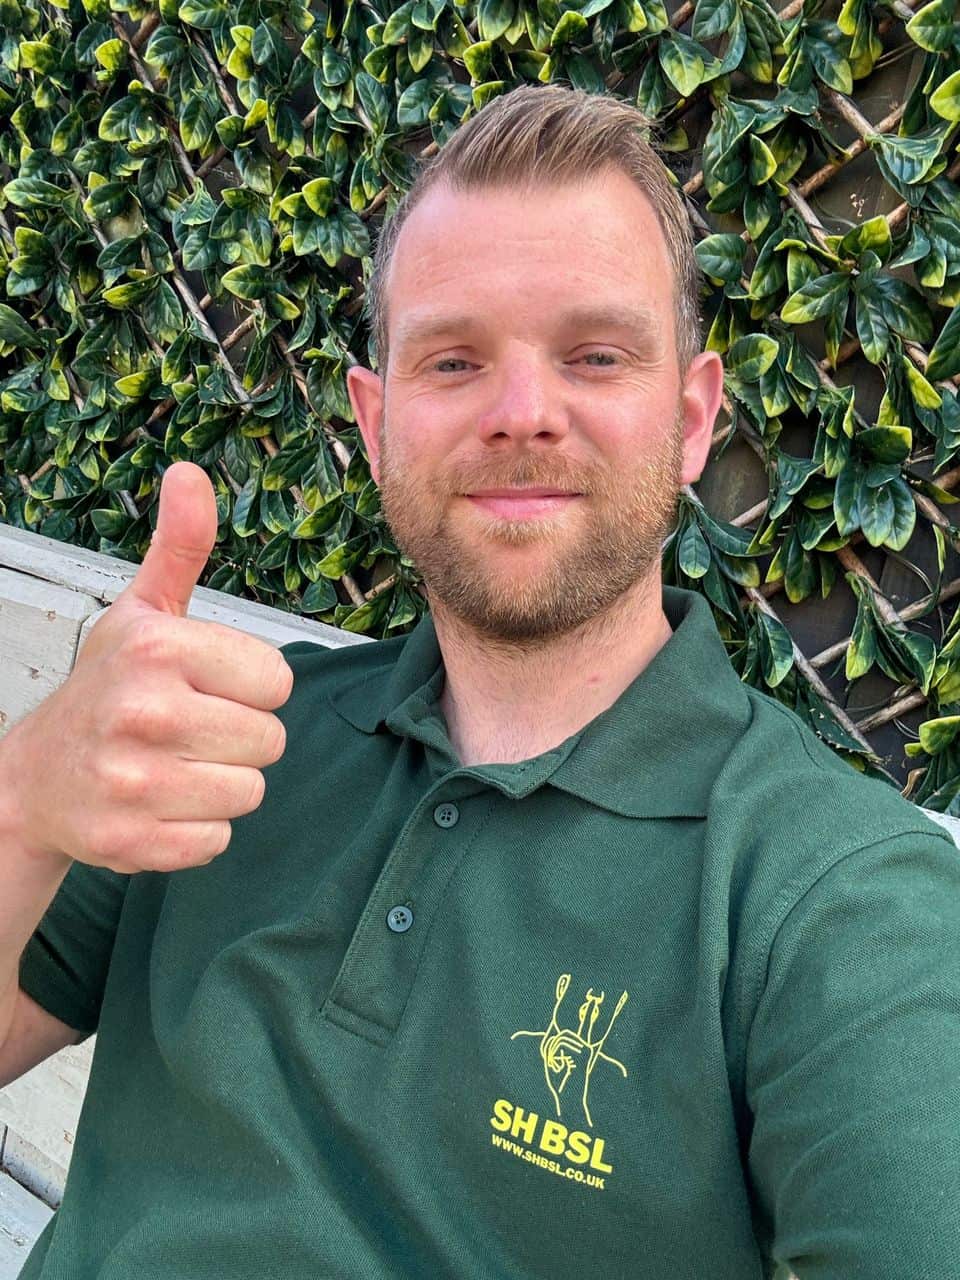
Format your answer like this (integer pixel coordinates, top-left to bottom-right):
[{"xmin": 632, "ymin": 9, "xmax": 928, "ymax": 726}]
[{"xmin": 0, "ymin": 727, "xmax": 73, "ymax": 1047}]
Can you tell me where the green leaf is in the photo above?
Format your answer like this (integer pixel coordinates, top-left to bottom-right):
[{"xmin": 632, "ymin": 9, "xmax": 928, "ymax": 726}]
[
  {"xmin": 748, "ymin": 134, "xmax": 777, "ymax": 185},
  {"xmin": 727, "ymin": 333, "xmax": 779, "ymax": 381},
  {"xmin": 0, "ymin": 305, "xmax": 42, "ymax": 349},
  {"xmin": 341, "ymin": 591, "xmax": 394, "ymax": 634},
  {"xmin": 905, "ymin": 0, "xmax": 956, "ymax": 51},
  {"xmin": 756, "ymin": 608, "xmax": 794, "ymax": 686},
  {"xmin": 846, "ymin": 592, "xmax": 878, "ymax": 680},
  {"xmin": 678, "ymin": 520, "xmax": 711, "ymax": 578},
  {"xmin": 659, "ymin": 31, "xmax": 706, "ymax": 96},
  {"xmin": 926, "ymin": 302, "xmax": 960, "ymax": 381},
  {"xmin": 918, "ymin": 715, "xmax": 960, "ymax": 755},
  {"xmin": 854, "ymin": 285, "xmax": 889, "ymax": 364},
  {"xmin": 397, "ymin": 77, "xmax": 435, "ymax": 127},
  {"xmin": 180, "ymin": 94, "xmax": 215, "ymax": 152},
  {"xmin": 4, "ymin": 178, "xmax": 69, "ymax": 208},
  {"xmin": 301, "ymin": 577, "xmax": 338, "ymax": 612},
  {"xmin": 885, "ymin": 476, "xmax": 916, "ymax": 551},
  {"xmin": 102, "ymin": 275, "xmax": 160, "ymax": 308},
  {"xmin": 178, "ymin": 0, "xmax": 227, "ymax": 28},
  {"xmin": 931, "ymin": 69, "xmax": 960, "ymax": 121},
  {"xmin": 221, "ymin": 263, "xmax": 269, "ymax": 299},
  {"xmin": 871, "ymin": 127, "xmax": 945, "ymax": 186},
  {"xmin": 782, "ymin": 527, "xmax": 817, "ymax": 602},
  {"xmin": 302, "ymin": 177, "xmax": 335, "ymax": 216},
  {"xmin": 839, "ymin": 216, "xmax": 891, "ymax": 262},
  {"xmin": 904, "ymin": 358, "xmax": 942, "ymax": 410},
  {"xmin": 859, "ymin": 481, "xmax": 895, "ymax": 547},
  {"xmin": 781, "ymin": 272, "xmax": 849, "ymax": 323},
  {"xmin": 695, "ymin": 233, "xmax": 747, "ymax": 284},
  {"xmin": 356, "ymin": 71, "xmax": 391, "ymax": 134},
  {"xmin": 856, "ymin": 425, "xmax": 912, "ymax": 462},
  {"xmin": 315, "ymin": 533, "xmax": 368, "ymax": 579},
  {"xmin": 833, "ymin": 461, "xmax": 860, "ymax": 536},
  {"xmin": 478, "ymin": 0, "xmax": 518, "ymax": 40}
]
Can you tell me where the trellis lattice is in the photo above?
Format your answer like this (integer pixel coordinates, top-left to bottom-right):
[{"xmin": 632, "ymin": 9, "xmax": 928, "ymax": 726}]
[{"xmin": 4, "ymin": 0, "xmax": 960, "ymax": 804}]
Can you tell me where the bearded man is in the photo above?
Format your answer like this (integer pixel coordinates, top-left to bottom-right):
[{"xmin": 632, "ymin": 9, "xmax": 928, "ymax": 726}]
[{"xmin": 2, "ymin": 84, "xmax": 959, "ymax": 1280}]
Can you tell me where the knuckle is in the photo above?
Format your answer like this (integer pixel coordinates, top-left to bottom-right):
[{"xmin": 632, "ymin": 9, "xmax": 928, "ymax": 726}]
[
  {"xmin": 94, "ymin": 753, "xmax": 151, "ymax": 804},
  {"xmin": 108, "ymin": 693, "xmax": 175, "ymax": 743},
  {"xmin": 125, "ymin": 617, "xmax": 174, "ymax": 667}
]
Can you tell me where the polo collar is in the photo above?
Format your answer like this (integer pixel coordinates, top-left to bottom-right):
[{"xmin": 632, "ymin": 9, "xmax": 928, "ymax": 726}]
[{"xmin": 328, "ymin": 585, "xmax": 751, "ymax": 818}]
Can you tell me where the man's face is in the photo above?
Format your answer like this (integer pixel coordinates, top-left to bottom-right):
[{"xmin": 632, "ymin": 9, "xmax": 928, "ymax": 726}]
[{"xmin": 349, "ymin": 168, "xmax": 721, "ymax": 643}]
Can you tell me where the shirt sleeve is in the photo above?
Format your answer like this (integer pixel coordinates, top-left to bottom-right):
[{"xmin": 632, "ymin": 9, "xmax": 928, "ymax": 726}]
[
  {"xmin": 18, "ymin": 861, "xmax": 131, "ymax": 1041},
  {"xmin": 745, "ymin": 828, "xmax": 960, "ymax": 1279}
]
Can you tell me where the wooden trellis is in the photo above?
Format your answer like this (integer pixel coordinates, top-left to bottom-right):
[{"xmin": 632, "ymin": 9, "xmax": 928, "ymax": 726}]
[{"xmin": 4, "ymin": 0, "xmax": 960, "ymax": 799}]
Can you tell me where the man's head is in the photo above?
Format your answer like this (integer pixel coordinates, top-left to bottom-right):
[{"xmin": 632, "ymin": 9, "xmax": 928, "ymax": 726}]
[{"xmin": 347, "ymin": 84, "xmax": 724, "ymax": 645}]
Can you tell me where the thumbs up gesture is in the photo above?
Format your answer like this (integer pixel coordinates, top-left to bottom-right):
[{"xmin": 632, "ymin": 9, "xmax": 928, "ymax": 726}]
[{"xmin": 1, "ymin": 462, "xmax": 294, "ymax": 873}]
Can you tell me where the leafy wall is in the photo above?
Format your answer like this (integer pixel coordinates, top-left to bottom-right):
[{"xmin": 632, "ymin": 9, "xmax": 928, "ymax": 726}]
[{"xmin": 3, "ymin": 0, "xmax": 960, "ymax": 802}]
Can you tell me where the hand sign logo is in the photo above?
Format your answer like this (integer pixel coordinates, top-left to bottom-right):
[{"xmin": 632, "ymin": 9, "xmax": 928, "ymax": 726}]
[{"xmin": 511, "ymin": 974, "xmax": 629, "ymax": 1129}]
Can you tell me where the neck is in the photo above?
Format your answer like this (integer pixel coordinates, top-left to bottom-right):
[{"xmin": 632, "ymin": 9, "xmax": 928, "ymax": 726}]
[{"xmin": 432, "ymin": 574, "xmax": 673, "ymax": 767}]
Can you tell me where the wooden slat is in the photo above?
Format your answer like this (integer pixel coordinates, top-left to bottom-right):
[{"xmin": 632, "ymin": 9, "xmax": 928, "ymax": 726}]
[
  {"xmin": 0, "ymin": 1042, "xmax": 93, "ymax": 1206},
  {"xmin": 0, "ymin": 523, "xmax": 367, "ymax": 653},
  {"xmin": 0, "ymin": 1170, "xmax": 52, "ymax": 1279},
  {"xmin": 0, "ymin": 567, "xmax": 99, "ymax": 735}
]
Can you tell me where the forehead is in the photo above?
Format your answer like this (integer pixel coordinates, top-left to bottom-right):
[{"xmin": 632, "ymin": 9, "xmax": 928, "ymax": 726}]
[{"xmin": 382, "ymin": 171, "xmax": 675, "ymax": 343}]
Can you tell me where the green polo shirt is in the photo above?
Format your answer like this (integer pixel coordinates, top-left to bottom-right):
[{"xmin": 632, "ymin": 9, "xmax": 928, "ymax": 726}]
[{"xmin": 15, "ymin": 585, "xmax": 960, "ymax": 1279}]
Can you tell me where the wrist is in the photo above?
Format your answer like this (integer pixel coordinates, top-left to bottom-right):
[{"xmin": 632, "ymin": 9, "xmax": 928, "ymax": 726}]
[{"xmin": 0, "ymin": 726, "xmax": 71, "ymax": 870}]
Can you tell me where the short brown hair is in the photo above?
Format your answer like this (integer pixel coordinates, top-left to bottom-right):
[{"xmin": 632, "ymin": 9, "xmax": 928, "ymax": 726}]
[{"xmin": 365, "ymin": 83, "xmax": 702, "ymax": 376}]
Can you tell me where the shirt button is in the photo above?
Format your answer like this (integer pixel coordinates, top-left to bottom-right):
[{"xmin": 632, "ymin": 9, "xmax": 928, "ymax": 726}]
[
  {"xmin": 433, "ymin": 802, "xmax": 460, "ymax": 829},
  {"xmin": 387, "ymin": 905, "xmax": 413, "ymax": 933}
]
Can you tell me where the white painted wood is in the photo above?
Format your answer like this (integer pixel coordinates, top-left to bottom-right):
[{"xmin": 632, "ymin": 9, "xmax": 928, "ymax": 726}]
[
  {"xmin": 0, "ymin": 1042, "xmax": 92, "ymax": 1206},
  {"xmin": 0, "ymin": 568, "xmax": 100, "ymax": 735},
  {"xmin": 0, "ymin": 1170, "xmax": 52, "ymax": 1279},
  {"xmin": 0, "ymin": 1131, "xmax": 65, "ymax": 1213},
  {"xmin": 921, "ymin": 809, "xmax": 960, "ymax": 844},
  {"xmin": 0, "ymin": 524, "xmax": 365, "ymax": 654}
]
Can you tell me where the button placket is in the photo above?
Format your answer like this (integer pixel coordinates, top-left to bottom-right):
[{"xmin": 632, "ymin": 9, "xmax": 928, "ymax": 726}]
[{"xmin": 323, "ymin": 781, "xmax": 495, "ymax": 1042}]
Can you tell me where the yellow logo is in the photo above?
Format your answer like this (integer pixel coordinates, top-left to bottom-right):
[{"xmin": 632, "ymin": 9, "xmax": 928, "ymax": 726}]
[{"xmin": 510, "ymin": 973, "xmax": 629, "ymax": 1128}]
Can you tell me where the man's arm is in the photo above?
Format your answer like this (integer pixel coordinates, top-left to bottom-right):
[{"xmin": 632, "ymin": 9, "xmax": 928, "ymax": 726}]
[
  {"xmin": 0, "ymin": 989, "xmax": 84, "ymax": 1090},
  {"xmin": 745, "ymin": 828, "xmax": 960, "ymax": 1278},
  {"xmin": 0, "ymin": 769, "xmax": 77, "ymax": 1087}
]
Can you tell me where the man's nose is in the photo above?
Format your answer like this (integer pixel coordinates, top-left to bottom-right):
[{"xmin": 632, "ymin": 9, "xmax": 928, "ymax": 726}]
[{"xmin": 475, "ymin": 355, "xmax": 570, "ymax": 447}]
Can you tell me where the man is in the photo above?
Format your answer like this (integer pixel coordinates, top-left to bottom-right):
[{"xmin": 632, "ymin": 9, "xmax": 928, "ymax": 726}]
[{"xmin": 1, "ymin": 84, "xmax": 958, "ymax": 1279}]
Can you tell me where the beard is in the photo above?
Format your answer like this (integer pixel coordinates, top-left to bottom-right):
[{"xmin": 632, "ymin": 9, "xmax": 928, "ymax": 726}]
[{"xmin": 377, "ymin": 409, "xmax": 684, "ymax": 644}]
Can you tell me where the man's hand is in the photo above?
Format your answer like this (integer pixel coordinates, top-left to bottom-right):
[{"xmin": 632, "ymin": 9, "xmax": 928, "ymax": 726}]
[{"xmin": 0, "ymin": 461, "xmax": 294, "ymax": 873}]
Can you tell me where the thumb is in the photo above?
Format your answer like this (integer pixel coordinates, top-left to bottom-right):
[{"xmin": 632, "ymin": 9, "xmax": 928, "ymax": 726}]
[{"xmin": 125, "ymin": 462, "xmax": 219, "ymax": 618}]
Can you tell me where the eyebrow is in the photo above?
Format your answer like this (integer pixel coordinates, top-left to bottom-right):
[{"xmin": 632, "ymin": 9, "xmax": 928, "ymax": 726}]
[{"xmin": 392, "ymin": 303, "xmax": 662, "ymax": 352}]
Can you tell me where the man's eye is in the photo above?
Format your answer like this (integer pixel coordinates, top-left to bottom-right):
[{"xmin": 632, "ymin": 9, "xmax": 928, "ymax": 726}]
[
  {"xmin": 434, "ymin": 358, "xmax": 470, "ymax": 373},
  {"xmin": 580, "ymin": 351, "xmax": 618, "ymax": 367}
]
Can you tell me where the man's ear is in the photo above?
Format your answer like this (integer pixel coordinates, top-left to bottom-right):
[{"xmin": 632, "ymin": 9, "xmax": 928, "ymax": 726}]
[
  {"xmin": 679, "ymin": 351, "xmax": 725, "ymax": 486},
  {"xmin": 347, "ymin": 365, "xmax": 385, "ymax": 485}
]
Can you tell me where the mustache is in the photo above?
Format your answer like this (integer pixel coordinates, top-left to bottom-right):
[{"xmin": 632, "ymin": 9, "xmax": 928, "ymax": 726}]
[{"xmin": 441, "ymin": 454, "xmax": 604, "ymax": 495}]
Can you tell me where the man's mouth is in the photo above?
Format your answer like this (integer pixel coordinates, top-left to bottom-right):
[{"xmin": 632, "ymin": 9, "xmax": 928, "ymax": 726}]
[{"xmin": 464, "ymin": 488, "xmax": 583, "ymax": 519}]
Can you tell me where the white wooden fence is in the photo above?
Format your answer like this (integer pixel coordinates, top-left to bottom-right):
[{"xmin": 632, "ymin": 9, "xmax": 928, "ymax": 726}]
[
  {"xmin": 0, "ymin": 522, "xmax": 367, "ymax": 1276},
  {"xmin": 1, "ymin": 520, "xmax": 958, "ymax": 1277}
]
